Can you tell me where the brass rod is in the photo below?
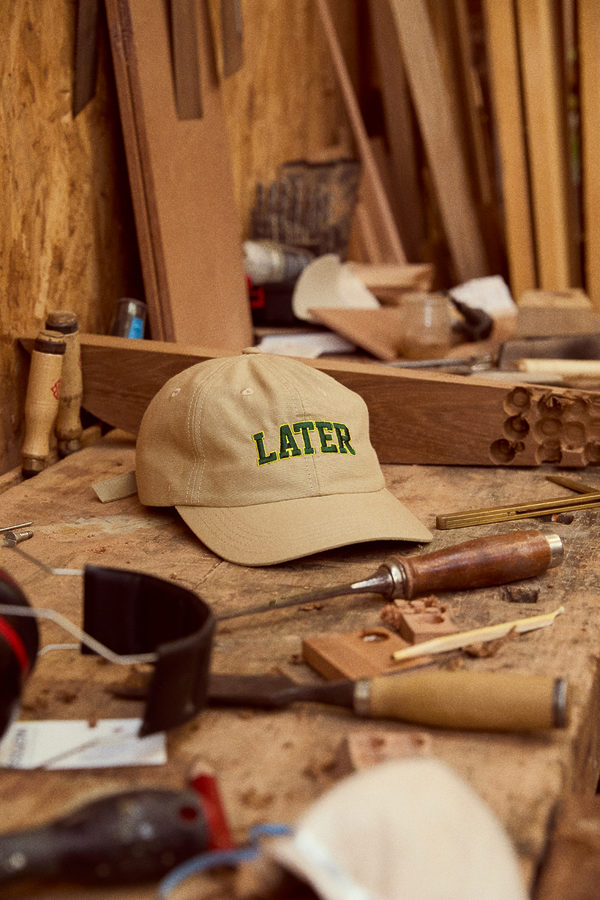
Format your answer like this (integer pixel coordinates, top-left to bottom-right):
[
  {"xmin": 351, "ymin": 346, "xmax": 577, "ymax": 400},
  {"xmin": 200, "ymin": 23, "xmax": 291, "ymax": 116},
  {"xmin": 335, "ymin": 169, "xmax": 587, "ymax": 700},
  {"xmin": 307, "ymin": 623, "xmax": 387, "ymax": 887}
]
[{"xmin": 436, "ymin": 491, "xmax": 600, "ymax": 529}]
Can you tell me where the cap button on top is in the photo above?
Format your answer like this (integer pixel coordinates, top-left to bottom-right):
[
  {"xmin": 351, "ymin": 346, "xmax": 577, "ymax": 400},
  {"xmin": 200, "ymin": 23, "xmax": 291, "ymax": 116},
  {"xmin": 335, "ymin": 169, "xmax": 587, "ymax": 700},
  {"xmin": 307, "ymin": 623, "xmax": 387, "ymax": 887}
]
[{"xmin": 242, "ymin": 346, "xmax": 264, "ymax": 354}]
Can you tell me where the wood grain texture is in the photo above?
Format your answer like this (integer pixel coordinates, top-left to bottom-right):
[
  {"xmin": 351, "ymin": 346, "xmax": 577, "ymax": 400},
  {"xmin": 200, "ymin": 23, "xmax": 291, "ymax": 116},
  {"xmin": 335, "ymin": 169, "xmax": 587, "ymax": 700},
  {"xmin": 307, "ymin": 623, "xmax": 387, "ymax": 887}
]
[
  {"xmin": 482, "ymin": 0, "xmax": 537, "ymax": 300},
  {"xmin": 49, "ymin": 333, "xmax": 600, "ymax": 469},
  {"xmin": 105, "ymin": 0, "xmax": 253, "ymax": 348},
  {"xmin": 0, "ymin": 1, "xmax": 141, "ymax": 475},
  {"xmin": 315, "ymin": 0, "xmax": 406, "ymax": 264},
  {"xmin": 387, "ymin": 0, "xmax": 489, "ymax": 282},
  {"xmin": 578, "ymin": 0, "xmax": 600, "ymax": 309},
  {"xmin": 369, "ymin": 0, "xmax": 426, "ymax": 262},
  {"xmin": 170, "ymin": 0, "xmax": 203, "ymax": 119},
  {"xmin": 217, "ymin": 0, "xmax": 358, "ymax": 238},
  {"xmin": 1, "ymin": 433, "xmax": 600, "ymax": 895},
  {"xmin": 516, "ymin": 0, "xmax": 579, "ymax": 291}
]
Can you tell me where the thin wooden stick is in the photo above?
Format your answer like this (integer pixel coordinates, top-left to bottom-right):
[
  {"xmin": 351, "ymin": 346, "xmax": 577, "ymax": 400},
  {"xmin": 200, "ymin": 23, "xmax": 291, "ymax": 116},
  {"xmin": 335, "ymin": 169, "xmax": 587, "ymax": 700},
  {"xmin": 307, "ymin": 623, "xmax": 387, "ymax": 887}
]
[
  {"xmin": 315, "ymin": 0, "xmax": 406, "ymax": 264},
  {"xmin": 391, "ymin": 607, "xmax": 564, "ymax": 661}
]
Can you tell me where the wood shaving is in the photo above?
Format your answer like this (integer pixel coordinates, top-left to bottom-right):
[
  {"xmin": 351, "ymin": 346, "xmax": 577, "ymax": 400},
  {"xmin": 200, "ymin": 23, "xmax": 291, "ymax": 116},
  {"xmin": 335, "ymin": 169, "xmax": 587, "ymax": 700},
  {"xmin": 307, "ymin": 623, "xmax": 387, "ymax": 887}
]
[{"xmin": 464, "ymin": 627, "xmax": 517, "ymax": 657}]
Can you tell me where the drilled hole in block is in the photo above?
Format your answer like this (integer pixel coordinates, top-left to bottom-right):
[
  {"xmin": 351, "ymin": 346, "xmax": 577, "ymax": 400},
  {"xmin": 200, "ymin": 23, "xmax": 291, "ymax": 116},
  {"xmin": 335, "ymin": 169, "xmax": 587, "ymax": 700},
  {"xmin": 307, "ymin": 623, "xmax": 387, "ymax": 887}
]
[
  {"xmin": 535, "ymin": 441, "xmax": 562, "ymax": 465},
  {"xmin": 361, "ymin": 629, "xmax": 390, "ymax": 643},
  {"xmin": 561, "ymin": 421, "xmax": 586, "ymax": 450},
  {"xmin": 504, "ymin": 415, "xmax": 530, "ymax": 440},
  {"xmin": 504, "ymin": 387, "xmax": 531, "ymax": 414},
  {"xmin": 533, "ymin": 416, "xmax": 561, "ymax": 440},
  {"xmin": 489, "ymin": 439, "xmax": 518, "ymax": 463},
  {"xmin": 585, "ymin": 442, "xmax": 600, "ymax": 463}
]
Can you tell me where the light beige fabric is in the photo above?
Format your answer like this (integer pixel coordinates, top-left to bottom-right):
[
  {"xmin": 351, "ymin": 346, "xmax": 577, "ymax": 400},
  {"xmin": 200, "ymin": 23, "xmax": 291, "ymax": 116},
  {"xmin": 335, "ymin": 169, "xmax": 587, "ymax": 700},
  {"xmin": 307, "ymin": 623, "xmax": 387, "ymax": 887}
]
[
  {"xmin": 269, "ymin": 758, "xmax": 528, "ymax": 900},
  {"xmin": 136, "ymin": 349, "xmax": 432, "ymax": 565}
]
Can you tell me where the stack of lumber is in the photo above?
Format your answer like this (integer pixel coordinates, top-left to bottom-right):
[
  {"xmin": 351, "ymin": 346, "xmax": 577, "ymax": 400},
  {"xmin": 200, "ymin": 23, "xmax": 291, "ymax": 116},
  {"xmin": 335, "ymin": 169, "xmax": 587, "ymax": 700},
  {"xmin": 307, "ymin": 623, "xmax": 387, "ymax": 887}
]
[{"xmin": 358, "ymin": 0, "xmax": 594, "ymax": 306}]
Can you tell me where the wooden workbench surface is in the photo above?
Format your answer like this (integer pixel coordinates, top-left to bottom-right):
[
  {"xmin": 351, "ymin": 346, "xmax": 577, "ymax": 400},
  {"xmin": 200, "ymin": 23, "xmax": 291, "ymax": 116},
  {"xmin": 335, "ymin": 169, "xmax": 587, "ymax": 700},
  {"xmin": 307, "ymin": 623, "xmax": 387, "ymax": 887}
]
[{"xmin": 1, "ymin": 430, "xmax": 600, "ymax": 898}]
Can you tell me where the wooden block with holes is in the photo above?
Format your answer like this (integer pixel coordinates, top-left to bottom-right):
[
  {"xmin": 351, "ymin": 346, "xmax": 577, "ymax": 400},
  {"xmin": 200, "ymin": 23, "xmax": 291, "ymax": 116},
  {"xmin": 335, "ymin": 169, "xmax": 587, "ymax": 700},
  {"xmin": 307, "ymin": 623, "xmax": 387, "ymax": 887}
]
[
  {"xmin": 302, "ymin": 628, "xmax": 432, "ymax": 681},
  {"xmin": 382, "ymin": 597, "xmax": 459, "ymax": 644}
]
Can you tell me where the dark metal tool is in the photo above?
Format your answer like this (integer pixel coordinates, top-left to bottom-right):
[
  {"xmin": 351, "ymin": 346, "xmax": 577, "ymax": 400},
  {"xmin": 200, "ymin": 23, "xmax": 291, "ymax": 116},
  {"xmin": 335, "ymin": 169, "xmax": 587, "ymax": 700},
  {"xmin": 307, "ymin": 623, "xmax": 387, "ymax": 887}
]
[
  {"xmin": 0, "ymin": 788, "xmax": 209, "ymax": 887},
  {"xmin": 207, "ymin": 670, "xmax": 568, "ymax": 731},
  {"xmin": 218, "ymin": 530, "xmax": 563, "ymax": 620}
]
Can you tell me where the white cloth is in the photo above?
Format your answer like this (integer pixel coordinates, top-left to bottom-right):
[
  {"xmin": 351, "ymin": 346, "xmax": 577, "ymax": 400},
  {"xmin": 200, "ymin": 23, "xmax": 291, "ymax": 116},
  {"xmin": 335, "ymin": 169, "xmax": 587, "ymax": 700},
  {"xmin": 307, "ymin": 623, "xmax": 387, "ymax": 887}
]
[{"xmin": 268, "ymin": 758, "xmax": 527, "ymax": 900}]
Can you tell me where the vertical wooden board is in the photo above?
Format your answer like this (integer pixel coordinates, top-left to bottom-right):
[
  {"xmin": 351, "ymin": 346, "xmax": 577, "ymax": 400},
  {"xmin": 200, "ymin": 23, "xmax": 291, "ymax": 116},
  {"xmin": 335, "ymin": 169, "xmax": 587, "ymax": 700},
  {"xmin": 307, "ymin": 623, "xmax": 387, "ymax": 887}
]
[
  {"xmin": 105, "ymin": 0, "xmax": 253, "ymax": 349},
  {"xmin": 578, "ymin": 0, "xmax": 600, "ymax": 309},
  {"xmin": 315, "ymin": 0, "xmax": 406, "ymax": 264},
  {"xmin": 106, "ymin": 0, "xmax": 166, "ymax": 339},
  {"xmin": 369, "ymin": 0, "xmax": 426, "ymax": 262},
  {"xmin": 387, "ymin": 0, "xmax": 489, "ymax": 282},
  {"xmin": 482, "ymin": 0, "xmax": 537, "ymax": 301},
  {"xmin": 516, "ymin": 0, "xmax": 579, "ymax": 291}
]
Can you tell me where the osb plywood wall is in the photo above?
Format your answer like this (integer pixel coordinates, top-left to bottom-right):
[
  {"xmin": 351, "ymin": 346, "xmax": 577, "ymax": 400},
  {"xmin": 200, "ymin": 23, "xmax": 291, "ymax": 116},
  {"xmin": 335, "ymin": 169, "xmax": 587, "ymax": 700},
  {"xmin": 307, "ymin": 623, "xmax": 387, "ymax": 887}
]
[
  {"xmin": 0, "ymin": 0, "xmax": 357, "ymax": 475},
  {"xmin": 0, "ymin": 1, "xmax": 142, "ymax": 474}
]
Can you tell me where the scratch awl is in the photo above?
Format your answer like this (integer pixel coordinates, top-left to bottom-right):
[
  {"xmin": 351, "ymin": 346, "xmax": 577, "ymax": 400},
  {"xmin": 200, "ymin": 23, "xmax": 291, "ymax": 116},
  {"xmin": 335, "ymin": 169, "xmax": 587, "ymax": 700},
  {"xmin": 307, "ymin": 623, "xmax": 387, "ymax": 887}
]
[{"xmin": 218, "ymin": 530, "xmax": 563, "ymax": 619}]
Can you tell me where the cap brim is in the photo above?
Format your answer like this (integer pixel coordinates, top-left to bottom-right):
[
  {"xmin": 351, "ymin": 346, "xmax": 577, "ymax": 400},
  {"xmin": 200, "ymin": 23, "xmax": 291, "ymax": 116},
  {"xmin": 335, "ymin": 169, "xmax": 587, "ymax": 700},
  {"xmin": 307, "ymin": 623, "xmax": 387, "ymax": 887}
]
[{"xmin": 176, "ymin": 488, "xmax": 432, "ymax": 566}]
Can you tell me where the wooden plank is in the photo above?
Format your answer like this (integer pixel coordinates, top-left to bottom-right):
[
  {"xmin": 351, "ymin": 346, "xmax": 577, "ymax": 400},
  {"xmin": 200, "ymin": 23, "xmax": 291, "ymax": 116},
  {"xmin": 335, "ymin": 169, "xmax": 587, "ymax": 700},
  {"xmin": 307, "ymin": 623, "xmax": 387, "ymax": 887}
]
[
  {"xmin": 515, "ymin": 0, "xmax": 579, "ymax": 291},
  {"xmin": 170, "ymin": 0, "xmax": 203, "ymax": 119},
  {"xmin": 72, "ymin": 0, "xmax": 100, "ymax": 116},
  {"xmin": 51, "ymin": 333, "xmax": 600, "ymax": 469},
  {"xmin": 315, "ymin": 0, "xmax": 407, "ymax": 264},
  {"xmin": 104, "ymin": 0, "xmax": 253, "ymax": 349},
  {"xmin": 220, "ymin": 0, "xmax": 243, "ymax": 76},
  {"xmin": 309, "ymin": 306, "xmax": 405, "ymax": 360},
  {"xmin": 368, "ymin": 0, "xmax": 426, "ymax": 261},
  {"xmin": 578, "ymin": 0, "xmax": 600, "ymax": 309},
  {"xmin": 450, "ymin": 0, "xmax": 506, "ymax": 276},
  {"xmin": 106, "ymin": 0, "xmax": 166, "ymax": 340},
  {"xmin": 482, "ymin": 0, "xmax": 537, "ymax": 300},
  {"xmin": 386, "ymin": 0, "xmax": 489, "ymax": 282}
]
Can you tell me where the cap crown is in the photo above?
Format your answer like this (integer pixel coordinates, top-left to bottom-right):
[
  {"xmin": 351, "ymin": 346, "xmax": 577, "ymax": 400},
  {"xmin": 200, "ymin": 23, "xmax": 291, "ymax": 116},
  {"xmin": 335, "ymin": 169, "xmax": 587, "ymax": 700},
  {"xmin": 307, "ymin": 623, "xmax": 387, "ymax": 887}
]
[{"xmin": 136, "ymin": 352, "xmax": 385, "ymax": 509}]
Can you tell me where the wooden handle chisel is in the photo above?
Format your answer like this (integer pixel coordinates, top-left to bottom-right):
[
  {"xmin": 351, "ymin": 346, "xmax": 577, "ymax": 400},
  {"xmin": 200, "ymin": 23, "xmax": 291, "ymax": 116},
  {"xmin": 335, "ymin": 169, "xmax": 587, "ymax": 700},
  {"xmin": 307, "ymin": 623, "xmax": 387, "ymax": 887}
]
[
  {"xmin": 219, "ymin": 530, "xmax": 564, "ymax": 619},
  {"xmin": 208, "ymin": 669, "xmax": 568, "ymax": 732}
]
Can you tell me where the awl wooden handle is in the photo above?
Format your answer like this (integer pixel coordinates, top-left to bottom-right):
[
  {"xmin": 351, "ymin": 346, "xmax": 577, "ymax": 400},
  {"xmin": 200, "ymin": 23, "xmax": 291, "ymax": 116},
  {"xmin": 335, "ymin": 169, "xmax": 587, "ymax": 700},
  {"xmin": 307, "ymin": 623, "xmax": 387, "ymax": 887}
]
[
  {"xmin": 397, "ymin": 530, "xmax": 562, "ymax": 599},
  {"xmin": 359, "ymin": 670, "xmax": 568, "ymax": 731},
  {"xmin": 46, "ymin": 311, "xmax": 83, "ymax": 456},
  {"xmin": 21, "ymin": 330, "xmax": 66, "ymax": 477}
]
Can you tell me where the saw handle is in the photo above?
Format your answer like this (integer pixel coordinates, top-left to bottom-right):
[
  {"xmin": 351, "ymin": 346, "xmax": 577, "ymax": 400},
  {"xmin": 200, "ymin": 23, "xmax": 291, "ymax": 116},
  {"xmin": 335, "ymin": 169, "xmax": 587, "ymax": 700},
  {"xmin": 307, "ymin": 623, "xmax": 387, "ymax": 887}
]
[
  {"xmin": 365, "ymin": 670, "xmax": 567, "ymax": 731},
  {"xmin": 395, "ymin": 530, "xmax": 561, "ymax": 600}
]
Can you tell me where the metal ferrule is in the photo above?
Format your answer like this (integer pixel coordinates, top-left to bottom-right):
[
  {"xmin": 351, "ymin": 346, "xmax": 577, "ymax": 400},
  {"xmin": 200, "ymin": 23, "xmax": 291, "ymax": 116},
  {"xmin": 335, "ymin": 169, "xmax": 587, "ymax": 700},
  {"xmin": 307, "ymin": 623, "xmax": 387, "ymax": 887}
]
[
  {"xmin": 353, "ymin": 679, "xmax": 371, "ymax": 717},
  {"xmin": 382, "ymin": 559, "xmax": 407, "ymax": 600},
  {"xmin": 553, "ymin": 677, "xmax": 569, "ymax": 728},
  {"xmin": 545, "ymin": 534, "xmax": 564, "ymax": 569}
]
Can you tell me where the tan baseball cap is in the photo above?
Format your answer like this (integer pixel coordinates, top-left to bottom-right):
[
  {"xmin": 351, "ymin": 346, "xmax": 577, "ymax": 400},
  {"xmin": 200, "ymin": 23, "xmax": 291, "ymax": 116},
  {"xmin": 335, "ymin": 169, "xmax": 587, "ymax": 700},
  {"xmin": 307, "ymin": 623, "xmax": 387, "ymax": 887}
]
[{"xmin": 135, "ymin": 349, "xmax": 432, "ymax": 565}]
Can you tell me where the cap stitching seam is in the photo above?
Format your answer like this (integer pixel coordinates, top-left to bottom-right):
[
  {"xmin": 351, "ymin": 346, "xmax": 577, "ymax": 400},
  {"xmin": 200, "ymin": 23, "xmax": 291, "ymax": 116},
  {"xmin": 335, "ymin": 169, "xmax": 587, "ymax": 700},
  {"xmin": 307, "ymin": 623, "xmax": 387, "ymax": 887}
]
[{"xmin": 185, "ymin": 358, "xmax": 233, "ymax": 501}]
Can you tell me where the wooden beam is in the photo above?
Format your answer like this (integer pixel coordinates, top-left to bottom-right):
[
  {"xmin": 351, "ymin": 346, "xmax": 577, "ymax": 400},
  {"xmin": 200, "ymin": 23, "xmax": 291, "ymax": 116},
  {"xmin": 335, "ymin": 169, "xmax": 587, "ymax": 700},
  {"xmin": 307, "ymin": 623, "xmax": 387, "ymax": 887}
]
[
  {"xmin": 515, "ymin": 0, "xmax": 579, "ymax": 290},
  {"xmin": 47, "ymin": 333, "xmax": 600, "ymax": 470},
  {"xmin": 315, "ymin": 0, "xmax": 407, "ymax": 264},
  {"xmin": 170, "ymin": 0, "xmax": 203, "ymax": 120},
  {"xmin": 578, "ymin": 0, "xmax": 600, "ymax": 309},
  {"xmin": 386, "ymin": 0, "xmax": 489, "ymax": 282},
  {"xmin": 482, "ymin": 0, "xmax": 537, "ymax": 300},
  {"xmin": 368, "ymin": 0, "xmax": 425, "ymax": 261},
  {"xmin": 105, "ymin": 0, "xmax": 253, "ymax": 349}
]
